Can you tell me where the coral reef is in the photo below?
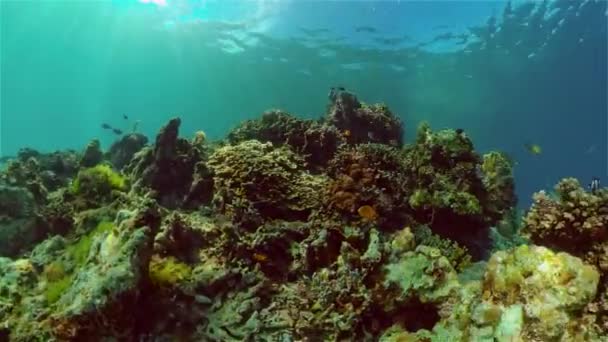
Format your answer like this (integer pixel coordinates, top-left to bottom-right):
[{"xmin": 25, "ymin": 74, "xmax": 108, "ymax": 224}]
[
  {"xmin": 326, "ymin": 143, "xmax": 409, "ymax": 229},
  {"xmin": 402, "ymin": 122, "xmax": 516, "ymax": 258},
  {"xmin": 522, "ymin": 178, "xmax": 608, "ymax": 334},
  {"xmin": 0, "ymin": 90, "xmax": 604, "ymax": 341},
  {"xmin": 208, "ymin": 140, "xmax": 327, "ymax": 229},
  {"xmin": 228, "ymin": 110, "xmax": 341, "ymax": 170},
  {"xmin": 327, "ymin": 88, "xmax": 403, "ymax": 146},
  {"xmin": 522, "ymin": 178, "xmax": 608, "ymax": 254},
  {"xmin": 381, "ymin": 245, "xmax": 601, "ymax": 341}
]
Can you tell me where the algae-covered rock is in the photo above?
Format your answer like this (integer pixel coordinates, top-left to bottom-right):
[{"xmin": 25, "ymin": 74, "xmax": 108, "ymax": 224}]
[
  {"xmin": 0, "ymin": 185, "xmax": 44, "ymax": 257},
  {"xmin": 48, "ymin": 225, "xmax": 153, "ymax": 339},
  {"xmin": 107, "ymin": 133, "xmax": 148, "ymax": 170},
  {"xmin": 482, "ymin": 245, "xmax": 599, "ymax": 340},
  {"xmin": 127, "ymin": 118, "xmax": 204, "ymax": 208},
  {"xmin": 383, "ymin": 245, "xmax": 601, "ymax": 341},
  {"xmin": 79, "ymin": 139, "xmax": 103, "ymax": 168}
]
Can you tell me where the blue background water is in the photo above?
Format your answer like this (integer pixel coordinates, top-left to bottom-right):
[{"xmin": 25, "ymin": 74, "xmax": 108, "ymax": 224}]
[{"xmin": 1, "ymin": 0, "xmax": 606, "ymax": 209}]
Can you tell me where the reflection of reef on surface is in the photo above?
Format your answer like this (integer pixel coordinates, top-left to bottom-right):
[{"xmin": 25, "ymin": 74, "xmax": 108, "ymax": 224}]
[{"xmin": 0, "ymin": 90, "xmax": 605, "ymax": 341}]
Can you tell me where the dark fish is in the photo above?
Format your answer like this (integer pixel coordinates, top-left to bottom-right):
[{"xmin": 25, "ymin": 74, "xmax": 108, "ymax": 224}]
[
  {"xmin": 456, "ymin": 128, "xmax": 464, "ymax": 135},
  {"xmin": 102, "ymin": 123, "xmax": 112, "ymax": 130},
  {"xmin": 355, "ymin": 26, "xmax": 377, "ymax": 33},
  {"xmin": 123, "ymin": 114, "xmax": 129, "ymax": 120},
  {"xmin": 589, "ymin": 177, "xmax": 600, "ymax": 194},
  {"xmin": 112, "ymin": 128, "xmax": 123, "ymax": 135}
]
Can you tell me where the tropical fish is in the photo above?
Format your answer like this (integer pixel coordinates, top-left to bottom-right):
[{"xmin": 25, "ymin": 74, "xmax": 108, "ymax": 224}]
[
  {"xmin": 589, "ymin": 177, "xmax": 600, "ymax": 194},
  {"xmin": 101, "ymin": 123, "xmax": 112, "ymax": 130},
  {"xmin": 123, "ymin": 114, "xmax": 129, "ymax": 120},
  {"xmin": 252, "ymin": 253, "xmax": 268, "ymax": 262},
  {"xmin": 355, "ymin": 26, "xmax": 377, "ymax": 33},
  {"xmin": 112, "ymin": 128, "xmax": 123, "ymax": 135},
  {"xmin": 524, "ymin": 143, "xmax": 542, "ymax": 155},
  {"xmin": 358, "ymin": 205, "xmax": 377, "ymax": 220}
]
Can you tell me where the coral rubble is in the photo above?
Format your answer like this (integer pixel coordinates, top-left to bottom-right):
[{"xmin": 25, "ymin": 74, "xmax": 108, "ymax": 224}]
[{"xmin": 0, "ymin": 90, "xmax": 604, "ymax": 341}]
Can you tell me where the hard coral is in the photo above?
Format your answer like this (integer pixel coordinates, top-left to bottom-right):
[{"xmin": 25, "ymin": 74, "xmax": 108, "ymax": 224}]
[
  {"xmin": 403, "ymin": 123, "xmax": 516, "ymax": 258},
  {"xmin": 327, "ymin": 89, "xmax": 403, "ymax": 146},
  {"xmin": 228, "ymin": 110, "xmax": 341, "ymax": 170},
  {"xmin": 208, "ymin": 140, "xmax": 327, "ymax": 229},
  {"xmin": 522, "ymin": 177, "xmax": 608, "ymax": 254},
  {"xmin": 326, "ymin": 143, "xmax": 409, "ymax": 230}
]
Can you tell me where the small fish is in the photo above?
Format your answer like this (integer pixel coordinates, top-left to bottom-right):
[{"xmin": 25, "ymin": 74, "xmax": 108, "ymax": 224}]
[
  {"xmin": 112, "ymin": 128, "xmax": 123, "ymax": 135},
  {"xmin": 355, "ymin": 26, "xmax": 377, "ymax": 33},
  {"xmin": 123, "ymin": 114, "xmax": 129, "ymax": 120},
  {"xmin": 589, "ymin": 177, "xmax": 600, "ymax": 194},
  {"xmin": 252, "ymin": 253, "xmax": 268, "ymax": 262},
  {"xmin": 132, "ymin": 120, "xmax": 141, "ymax": 133},
  {"xmin": 524, "ymin": 143, "xmax": 542, "ymax": 155},
  {"xmin": 455, "ymin": 128, "xmax": 464, "ymax": 135},
  {"xmin": 358, "ymin": 205, "xmax": 377, "ymax": 220},
  {"xmin": 342, "ymin": 129, "xmax": 352, "ymax": 138},
  {"xmin": 101, "ymin": 123, "xmax": 112, "ymax": 130}
]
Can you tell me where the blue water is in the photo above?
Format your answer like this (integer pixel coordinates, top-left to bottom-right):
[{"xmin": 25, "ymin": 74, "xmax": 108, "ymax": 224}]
[{"xmin": 1, "ymin": 0, "xmax": 606, "ymax": 208}]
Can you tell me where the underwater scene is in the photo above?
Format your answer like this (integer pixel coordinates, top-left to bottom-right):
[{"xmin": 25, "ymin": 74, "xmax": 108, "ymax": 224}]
[{"xmin": 0, "ymin": 0, "xmax": 607, "ymax": 341}]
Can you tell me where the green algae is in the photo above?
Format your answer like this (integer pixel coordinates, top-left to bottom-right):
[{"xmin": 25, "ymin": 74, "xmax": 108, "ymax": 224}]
[
  {"xmin": 44, "ymin": 275, "xmax": 72, "ymax": 304},
  {"xmin": 148, "ymin": 255, "xmax": 192, "ymax": 287},
  {"xmin": 66, "ymin": 221, "xmax": 114, "ymax": 266},
  {"xmin": 71, "ymin": 164, "xmax": 126, "ymax": 194}
]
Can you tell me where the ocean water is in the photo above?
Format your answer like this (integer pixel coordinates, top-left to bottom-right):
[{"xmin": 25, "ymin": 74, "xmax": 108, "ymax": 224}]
[{"xmin": 1, "ymin": 0, "xmax": 606, "ymax": 207}]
